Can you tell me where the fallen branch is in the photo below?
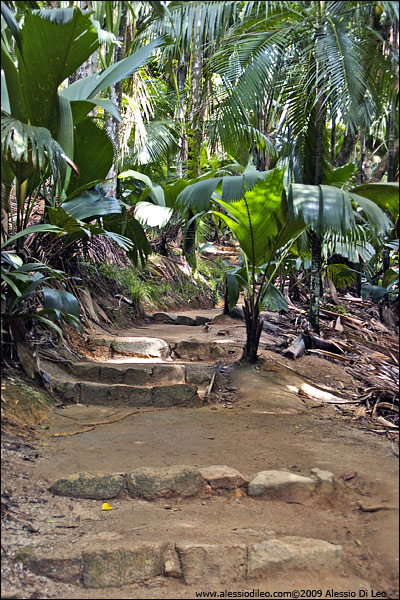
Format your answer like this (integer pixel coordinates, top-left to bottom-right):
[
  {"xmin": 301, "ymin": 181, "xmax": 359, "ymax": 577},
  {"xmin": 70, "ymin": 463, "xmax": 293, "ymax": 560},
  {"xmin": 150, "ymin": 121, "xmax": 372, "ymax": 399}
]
[
  {"xmin": 306, "ymin": 349, "xmax": 353, "ymax": 361},
  {"xmin": 51, "ymin": 427, "xmax": 95, "ymax": 437},
  {"xmin": 204, "ymin": 361, "xmax": 222, "ymax": 401},
  {"xmin": 284, "ymin": 334, "xmax": 306, "ymax": 360},
  {"xmin": 357, "ymin": 501, "xmax": 398, "ymax": 512},
  {"xmin": 284, "ymin": 332, "xmax": 344, "ymax": 360}
]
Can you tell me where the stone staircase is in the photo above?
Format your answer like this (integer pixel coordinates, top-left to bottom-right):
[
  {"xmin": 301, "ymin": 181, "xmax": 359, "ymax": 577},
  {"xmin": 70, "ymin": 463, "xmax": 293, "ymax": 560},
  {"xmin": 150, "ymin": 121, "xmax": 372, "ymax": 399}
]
[
  {"xmin": 42, "ymin": 345, "xmax": 215, "ymax": 408},
  {"xmin": 41, "ymin": 311, "xmax": 243, "ymax": 408},
  {"xmin": 22, "ymin": 312, "xmax": 360, "ymax": 595},
  {"xmin": 16, "ymin": 465, "xmax": 343, "ymax": 590}
]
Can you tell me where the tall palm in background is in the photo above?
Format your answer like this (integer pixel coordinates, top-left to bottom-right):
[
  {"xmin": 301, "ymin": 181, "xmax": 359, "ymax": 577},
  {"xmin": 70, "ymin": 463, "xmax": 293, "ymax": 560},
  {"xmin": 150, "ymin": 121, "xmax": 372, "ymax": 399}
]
[{"xmin": 208, "ymin": 0, "xmax": 398, "ymax": 330}]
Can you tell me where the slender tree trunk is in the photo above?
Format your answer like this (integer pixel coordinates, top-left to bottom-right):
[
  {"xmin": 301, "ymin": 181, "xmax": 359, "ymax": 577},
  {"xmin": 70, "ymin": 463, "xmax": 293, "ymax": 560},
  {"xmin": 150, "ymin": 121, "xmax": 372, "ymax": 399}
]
[
  {"xmin": 1, "ymin": 181, "xmax": 11, "ymax": 244},
  {"xmin": 176, "ymin": 58, "xmax": 187, "ymax": 178},
  {"xmin": 309, "ymin": 231, "xmax": 322, "ymax": 333},
  {"xmin": 184, "ymin": 33, "xmax": 203, "ymax": 268},
  {"xmin": 330, "ymin": 113, "xmax": 336, "ymax": 165},
  {"xmin": 309, "ymin": 77, "xmax": 325, "ymax": 333},
  {"xmin": 360, "ymin": 133, "xmax": 366, "ymax": 183},
  {"xmin": 371, "ymin": 141, "xmax": 399, "ymax": 182},
  {"xmin": 388, "ymin": 19, "xmax": 398, "ymax": 183},
  {"xmin": 242, "ymin": 297, "xmax": 263, "ymax": 363},
  {"xmin": 336, "ymin": 130, "xmax": 357, "ymax": 166},
  {"xmin": 106, "ymin": 1, "xmax": 128, "ymax": 198}
]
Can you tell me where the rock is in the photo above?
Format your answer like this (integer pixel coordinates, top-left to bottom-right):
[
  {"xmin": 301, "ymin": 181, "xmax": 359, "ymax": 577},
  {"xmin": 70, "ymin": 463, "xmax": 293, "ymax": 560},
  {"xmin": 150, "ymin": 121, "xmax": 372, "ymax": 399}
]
[
  {"xmin": 80, "ymin": 382, "xmax": 108, "ymax": 404},
  {"xmin": 176, "ymin": 543, "xmax": 247, "ymax": 585},
  {"xmin": 152, "ymin": 384, "xmax": 200, "ymax": 407},
  {"xmin": 200, "ymin": 465, "xmax": 248, "ymax": 490},
  {"xmin": 311, "ymin": 468, "xmax": 336, "ymax": 494},
  {"xmin": 176, "ymin": 315, "xmax": 196, "ymax": 326},
  {"xmin": 123, "ymin": 367, "xmax": 152, "ymax": 386},
  {"xmin": 247, "ymin": 470, "xmax": 316, "ymax": 500},
  {"xmin": 163, "ymin": 545, "xmax": 182, "ymax": 578},
  {"xmin": 99, "ymin": 365, "xmax": 126, "ymax": 383},
  {"xmin": 195, "ymin": 315, "xmax": 210, "ymax": 326},
  {"xmin": 83, "ymin": 544, "xmax": 167, "ymax": 588},
  {"xmin": 50, "ymin": 472, "xmax": 125, "ymax": 499},
  {"xmin": 15, "ymin": 547, "xmax": 82, "ymax": 584},
  {"xmin": 126, "ymin": 466, "xmax": 205, "ymax": 500},
  {"xmin": 152, "ymin": 364, "xmax": 186, "ymax": 384},
  {"xmin": 185, "ymin": 365, "xmax": 213, "ymax": 385},
  {"xmin": 52, "ymin": 378, "xmax": 78, "ymax": 401},
  {"xmin": 108, "ymin": 385, "xmax": 152, "ymax": 407},
  {"xmin": 71, "ymin": 362, "xmax": 101, "ymax": 380},
  {"xmin": 111, "ymin": 337, "xmax": 170, "ymax": 359},
  {"xmin": 151, "ymin": 312, "xmax": 178, "ymax": 324},
  {"xmin": 247, "ymin": 537, "xmax": 342, "ymax": 577},
  {"xmin": 173, "ymin": 340, "xmax": 224, "ymax": 361}
]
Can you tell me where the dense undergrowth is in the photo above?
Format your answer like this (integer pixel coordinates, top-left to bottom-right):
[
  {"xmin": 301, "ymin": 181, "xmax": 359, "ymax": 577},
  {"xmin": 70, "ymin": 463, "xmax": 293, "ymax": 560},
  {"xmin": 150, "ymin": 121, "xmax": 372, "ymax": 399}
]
[{"xmin": 78, "ymin": 252, "xmax": 226, "ymax": 326}]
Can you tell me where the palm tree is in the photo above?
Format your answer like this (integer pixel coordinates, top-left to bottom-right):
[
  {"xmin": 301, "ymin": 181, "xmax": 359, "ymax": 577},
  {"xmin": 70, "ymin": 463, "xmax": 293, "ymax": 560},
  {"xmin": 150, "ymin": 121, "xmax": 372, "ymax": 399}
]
[{"xmin": 214, "ymin": 1, "xmax": 398, "ymax": 331}]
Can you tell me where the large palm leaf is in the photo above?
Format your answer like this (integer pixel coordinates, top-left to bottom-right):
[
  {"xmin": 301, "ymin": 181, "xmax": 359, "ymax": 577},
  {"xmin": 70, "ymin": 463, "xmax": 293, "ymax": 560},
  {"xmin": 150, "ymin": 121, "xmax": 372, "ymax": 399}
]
[{"xmin": 213, "ymin": 169, "xmax": 304, "ymax": 267}]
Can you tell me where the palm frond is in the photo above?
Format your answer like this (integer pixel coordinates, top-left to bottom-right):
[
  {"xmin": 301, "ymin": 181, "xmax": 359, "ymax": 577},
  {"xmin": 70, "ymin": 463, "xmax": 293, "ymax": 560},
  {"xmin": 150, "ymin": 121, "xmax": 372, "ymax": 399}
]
[{"xmin": 1, "ymin": 115, "xmax": 73, "ymax": 188}]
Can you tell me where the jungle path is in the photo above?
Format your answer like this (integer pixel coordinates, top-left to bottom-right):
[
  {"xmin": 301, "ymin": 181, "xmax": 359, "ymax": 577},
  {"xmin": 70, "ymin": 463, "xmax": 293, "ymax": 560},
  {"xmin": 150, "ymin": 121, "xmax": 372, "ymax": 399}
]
[{"xmin": 4, "ymin": 309, "xmax": 399, "ymax": 599}]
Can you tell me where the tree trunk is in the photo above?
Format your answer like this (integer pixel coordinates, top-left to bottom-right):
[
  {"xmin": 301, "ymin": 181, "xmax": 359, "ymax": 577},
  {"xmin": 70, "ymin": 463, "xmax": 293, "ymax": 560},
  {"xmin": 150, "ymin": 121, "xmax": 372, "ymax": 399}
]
[
  {"xmin": 106, "ymin": 1, "xmax": 128, "ymax": 197},
  {"xmin": 360, "ymin": 133, "xmax": 366, "ymax": 183},
  {"xmin": 176, "ymin": 58, "xmax": 187, "ymax": 178},
  {"xmin": 336, "ymin": 130, "xmax": 357, "ymax": 166},
  {"xmin": 242, "ymin": 297, "xmax": 263, "ymax": 363},
  {"xmin": 1, "ymin": 181, "xmax": 11, "ymax": 244},
  {"xmin": 371, "ymin": 141, "xmax": 399, "ymax": 182},
  {"xmin": 387, "ymin": 18, "xmax": 398, "ymax": 182},
  {"xmin": 309, "ymin": 79, "xmax": 324, "ymax": 334},
  {"xmin": 309, "ymin": 229, "xmax": 322, "ymax": 333},
  {"xmin": 183, "ymin": 32, "xmax": 203, "ymax": 268}
]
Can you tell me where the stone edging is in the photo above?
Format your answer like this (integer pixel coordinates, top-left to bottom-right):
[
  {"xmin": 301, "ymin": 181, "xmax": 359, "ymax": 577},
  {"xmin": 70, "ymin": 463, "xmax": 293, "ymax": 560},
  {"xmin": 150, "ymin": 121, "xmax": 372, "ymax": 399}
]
[
  {"xmin": 17, "ymin": 536, "xmax": 343, "ymax": 588},
  {"xmin": 50, "ymin": 465, "xmax": 336, "ymax": 501}
]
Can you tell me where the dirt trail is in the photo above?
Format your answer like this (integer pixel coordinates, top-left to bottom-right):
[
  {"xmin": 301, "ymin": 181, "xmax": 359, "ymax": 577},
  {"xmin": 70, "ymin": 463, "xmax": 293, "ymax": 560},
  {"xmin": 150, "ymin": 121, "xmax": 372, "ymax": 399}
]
[{"xmin": 2, "ymin": 309, "xmax": 399, "ymax": 599}]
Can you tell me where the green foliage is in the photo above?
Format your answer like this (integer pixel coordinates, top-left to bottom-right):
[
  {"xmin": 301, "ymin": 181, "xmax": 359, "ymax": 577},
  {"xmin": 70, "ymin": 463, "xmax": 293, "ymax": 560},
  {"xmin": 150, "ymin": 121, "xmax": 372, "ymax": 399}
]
[
  {"xmin": 1, "ymin": 228, "xmax": 82, "ymax": 337},
  {"xmin": 322, "ymin": 303, "xmax": 350, "ymax": 315},
  {"xmin": 96, "ymin": 263, "xmax": 158, "ymax": 306},
  {"xmin": 214, "ymin": 170, "xmax": 304, "ymax": 268}
]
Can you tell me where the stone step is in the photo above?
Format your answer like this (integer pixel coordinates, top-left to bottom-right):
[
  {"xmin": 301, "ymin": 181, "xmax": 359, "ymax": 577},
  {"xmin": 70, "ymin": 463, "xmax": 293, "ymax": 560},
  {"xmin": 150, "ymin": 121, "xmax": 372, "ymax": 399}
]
[
  {"xmin": 86, "ymin": 336, "xmax": 239, "ymax": 362},
  {"xmin": 51, "ymin": 378, "xmax": 201, "ymax": 407},
  {"xmin": 49, "ymin": 466, "xmax": 336, "ymax": 501},
  {"xmin": 42, "ymin": 359, "xmax": 213, "ymax": 387},
  {"xmin": 87, "ymin": 336, "xmax": 171, "ymax": 359},
  {"xmin": 16, "ymin": 535, "xmax": 342, "ymax": 588},
  {"xmin": 150, "ymin": 312, "xmax": 211, "ymax": 326}
]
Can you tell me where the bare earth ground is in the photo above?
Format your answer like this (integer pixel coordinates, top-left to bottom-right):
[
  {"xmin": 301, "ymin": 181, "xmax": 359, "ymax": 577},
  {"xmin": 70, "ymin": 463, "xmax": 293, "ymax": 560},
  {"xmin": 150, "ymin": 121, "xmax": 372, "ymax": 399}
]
[{"xmin": 1, "ymin": 310, "xmax": 399, "ymax": 599}]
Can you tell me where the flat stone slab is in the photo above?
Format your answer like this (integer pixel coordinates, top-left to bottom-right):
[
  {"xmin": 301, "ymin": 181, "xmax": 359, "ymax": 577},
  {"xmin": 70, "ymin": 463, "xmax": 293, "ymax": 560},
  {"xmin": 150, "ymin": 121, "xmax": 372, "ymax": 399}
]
[
  {"xmin": 176, "ymin": 315, "xmax": 196, "ymax": 326},
  {"xmin": 247, "ymin": 536, "xmax": 342, "ymax": 577},
  {"xmin": 50, "ymin": 472, "xmax": 125, "ymax": 499},
  {"xmin": 126, "ymin": 466, "xmax": 205, "ymax": 500},
  {"xmin": 88, "ymin": 337, "xmax": 170, "ymax": 359},
  {"xmin": 152, "ymin": 384, "xmax": 200, "ymax": 407},
  {"xmin": 83, "ymin": 543, "xmax": 167, "ymax": 588},
  {"xmin": 173, "ymin": 340, "xmax": 225, "ymax": 361},
  {"xmin": 176, "ymin": 543, "xmax": 247, "ymax": 585},
  {"xmin": 247, "ymin": 470, "xmax": 317, "ymax": 500},
  {"xmin": 151, "ymin": 312, "xmax": 178, "ymax": 323},
  {"xmin": 15, "ymin": 547, "xmax": 82, "ymax": 584},
  {"xmin": 17, "ymin": 536, "xmax": 342, "ymax": 587},
  {"xmin": 200, "ymin": 465, "xmax": 249, "ymax": 490}
]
